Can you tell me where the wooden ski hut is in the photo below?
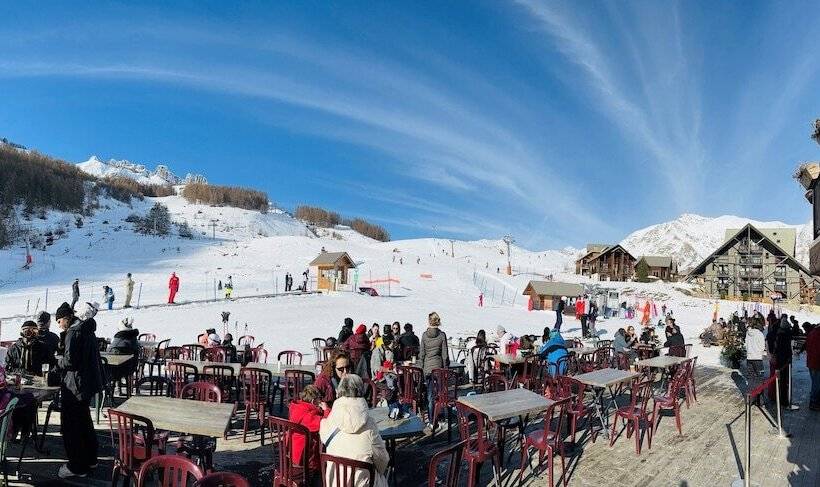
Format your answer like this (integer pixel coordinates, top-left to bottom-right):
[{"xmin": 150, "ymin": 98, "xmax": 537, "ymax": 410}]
[
  {"xmin": 309, "ymin": 251, "xmax": 356, "ymax": 291},
  {"xmin": 523, "ymin": 281, "xmax": 584, "ymax": 311}
]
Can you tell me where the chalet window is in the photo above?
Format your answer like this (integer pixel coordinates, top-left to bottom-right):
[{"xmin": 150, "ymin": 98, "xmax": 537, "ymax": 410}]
[{"xmin": 774, "ymin": 265, "xmax": 786, "ymax": 277}]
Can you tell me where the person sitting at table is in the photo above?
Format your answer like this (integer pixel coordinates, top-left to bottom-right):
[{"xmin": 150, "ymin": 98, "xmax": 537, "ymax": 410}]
[
  {"xmin": 398, "ymin": 323, "xmax": 420, "ymax": 359},
  {"xmin": 315, "ymin": 350, "xmax": 352, "ymax": 406},
  {"xmin": 464, "ymin": 330, "xmax": 487, "ymax": 384},
  {"xmin": 319, "ymin": 374, "xmax": 389, "ymax": 487},
  {"xmin": 5, "ymin": 321, "xmax": 55, "ymax": 376},
  {"xmin": 640, "ymin": 327, "xmax": 660, "ymax": 347},
  {"xmin": 538, "ymin": 327, "xmax": 568, "ymax": 375},
  {"xmin": 36, "ymin": 311, "xmax": 60, "ymax": 358},
  {"xmin": 108, "ymin": 318, "xmax": 139, "ymax": 355},
  {"xmin": 0, "ymin": 365, "xmax": 38, "ymax": 444},
  {"xmin": 221, "ymin": 334, "xmax": 238, "ymax": 362},
  {"xmin": 370, "ymin": 333, "xmax": 394, "ymax": 377},
  {"xmin": 624, "ymin": 325, "xmax": 639, "ymax": 348},
  {"xmin": 475, "ymin": 329, "xmax": 487, "ymax": 348},
  {"xmin": 663, "ymin": 326, "xmax": 685, "ymax": 353},
  {"xmin": 613, "ymin": 328, "xmax": 637, "ymax": 361},
  {"xmin": 495, "ymin": 325, "xmax": 517, "ymax": 352},
  {"xmin": 198, "ymin": 329, "xmax": 210, "ymax": 347},
  {"xmin": 289, "ymin": 384, "xmax": 329, "ymax": 472}
]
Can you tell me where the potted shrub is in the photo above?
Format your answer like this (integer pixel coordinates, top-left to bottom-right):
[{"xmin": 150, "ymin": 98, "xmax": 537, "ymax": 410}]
[{"xmin": 720, "ymin": 332, "xmax": 746, "ymax": 369}]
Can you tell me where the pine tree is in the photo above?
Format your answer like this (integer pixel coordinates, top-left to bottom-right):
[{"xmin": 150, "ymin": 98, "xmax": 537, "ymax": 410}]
[{"xmin": 635, "ymin": 259, "xmax": 650, "ymax": 283}]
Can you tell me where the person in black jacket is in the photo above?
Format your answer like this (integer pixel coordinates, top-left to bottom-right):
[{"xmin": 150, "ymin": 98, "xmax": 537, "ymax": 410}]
[
  {"xmin": 36, "ymin": 311, "xmax": 60, "ymax": 358},
  {"xmin": 774, "ymin": 316, "xmax": 795, "ymax": 408},
  {"xmin": 54, "ymin": 301, "xmax": 102, "ymax": 478},
  {"xmin": 337, "ymin": 317, "xmax": 354, "ymax": 344},
  {"xmin": 398, "ymin": 323, "xmax": 420, "ymax": 349},
  {"xmin": 5, "ymin": 321, "xmax": 55, "ymax": 375}
]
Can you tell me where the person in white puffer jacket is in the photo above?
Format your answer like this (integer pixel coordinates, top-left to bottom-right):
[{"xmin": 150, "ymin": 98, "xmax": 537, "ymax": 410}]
[
  {"xmin": 745, "ymin": 321, "xmax": 765, "ymax": 377},
  {"xmin": 319, "ymin": 374, "xmax": 389, "ymax": 487}
]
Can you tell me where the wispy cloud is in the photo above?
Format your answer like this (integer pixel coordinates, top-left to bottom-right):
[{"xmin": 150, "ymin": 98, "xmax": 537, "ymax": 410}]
[{"xmin": 514, "ymin": 0, "xmax": 706, "ymax": 212}]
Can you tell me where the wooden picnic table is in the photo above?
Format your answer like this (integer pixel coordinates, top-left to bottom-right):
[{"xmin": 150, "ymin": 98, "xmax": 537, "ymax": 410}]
[
  {"xmin": 574, "ymin": 368, "xmax": 639, "ymax": 440},
  {"xmin": 457, "ymin": 388, "xmax": 554, "ymax": 422},
  {"xmin": 174, "ymin": 360, "xmax": 316, "ymax": 378},
  {"xmin": 116, "ymin": 395, "xmax": 234, "ymax": 438}
]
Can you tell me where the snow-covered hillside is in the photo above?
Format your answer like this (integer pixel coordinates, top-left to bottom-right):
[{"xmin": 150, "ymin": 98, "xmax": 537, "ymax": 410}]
[
  {"xmin": 620, "ymin": 213, "xmax": 812, "ymax": 272},
  {"xmin": 78, "ymin": 156, "xmax": 206, "ymax": 187}
]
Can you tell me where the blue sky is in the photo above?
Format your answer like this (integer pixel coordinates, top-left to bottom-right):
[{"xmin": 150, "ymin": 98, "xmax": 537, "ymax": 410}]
[{"xmin": 2, "ymin": 1, "xmax": 820, "ymax": 249}]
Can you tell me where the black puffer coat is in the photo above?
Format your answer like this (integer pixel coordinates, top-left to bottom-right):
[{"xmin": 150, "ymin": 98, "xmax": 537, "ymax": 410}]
[{"xmin": 58, "ymin": 317, "xmax": 103, "ymax": 402}]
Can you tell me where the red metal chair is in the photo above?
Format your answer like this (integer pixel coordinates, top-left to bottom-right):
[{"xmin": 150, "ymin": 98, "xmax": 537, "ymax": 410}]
[
  {"xmin": 281, "ymin": 369, "xmax": 316, "ymax": 412},
  {"xmin": 165, "ymin": 346, "xmax": 191, "ymax": 361},
  {"xmin": 683, "ymin": 357, "xmax": 698, "ymax": 407},
  {"xmin": 183, "ymin": 344, "xmax": 206, "ymax": 360},
  {"xmin": 194, "ymin": 472, "xmax": 251, "ymax": 487},
  {"xmin": 615, "ymin": 352, "xmax": 632, "ymax": 371},
  {"xmin": 518, "ymin": 396, "xmax": 571, "ymax": 487},
  {"xmin": 180, "ymin": 381, "xmax": 222, "ymax": 403},
  {"xmin": 652, "ymin": 368, "xmax": 686, "ymax": 436},
  {"xmin": 320, "ymin": 453, "xmax": 375, "ymax": 487},
  {"xmin": 203, "ymin": 364, "xmax": 236, "ymax": 403},
  {"xmin": 269, "ymin": 417, "xmax": 316, "ymax": 487},
  {"xmin": 427, "ymin": 440, "xmax": 466, "ymax": 487},
  {"xmin": 609, "ymin": 379, "xmax": 654, "ymax": 454},
  {"xmin": 454, "ymin": 402, "xmax": 501, "ymax": 487},
  {"xmin": 557, "ymin": 376, "xmax": 596, "ymax": 444},
  {"xmin": 134, "ymin": 376, "xmax": 174, "ymax": 454},
  {"xmin": 177, "ymin": 382, "xmax": 222, "ymax": 471},
  {"xmin": 203, "ymin": 347, "xmax": 228, "ymax": 363},
  {"xmin": 240, "ymin": 367, "xmax": 274, "ymax": 444},
  {"xmin": 138, "ymin": 333, "xmax": 157, "ymax": 342},
  {"xmin": 396, "ymin": 365, "xmax": 424, "ymax": 414},
  {"xmin": 167, "ymin": 361, "xmax": 198, "ymax": 397},
  {"xmin": 516, "ymin": 355, "xmax": 544, "ymax": 392},
  {"xmin": 595, "ymin": 340, "xmax": 613, "ymax": 349},
  {"xmin": 251, "ymin": 345, "xmax": 268, "ymax": 364},
  {"xmin": 667, "ymin": 345, "xmax": 686, "ymax": 357},
  {"xmin": 593, "ymin": 347, "xmax": 615, "ymax": 370},
  {"xmin": 238, "ymin": 335, "xmax": 256, "ymax": 347},
  {"xmin": 278, "ymin": 350, "xmax": 304, "ymax": 365},
  {"xmin": 321, "ymin": 347, "xmax": 336, "ymax": 362},
  {"xmin": 196, "ymin": 472, "xmax": 251, "ymax": 487},
  {"xmin": 570, "ymin": 338, "xmax": 583, "ymax": 348},
  {"xmin": 109, "ymin": 409, "xmax": 156, "ymax": 486},
  {"xmin": 136, "ymin": 454, "xmax": 203, "ymax": 486},
  {"xmin": 430, "ymin": 368, "xmax": 458, "ymax": 442}
]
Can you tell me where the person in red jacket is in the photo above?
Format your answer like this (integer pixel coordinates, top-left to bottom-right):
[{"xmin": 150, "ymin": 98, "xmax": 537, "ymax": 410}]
[
  {"xmin": 806, "ymin": 324, "xmax": 820, "ymax": 411},
  {"xmin": 289, "ymin": 384, "xmax": 330, "ymax": 471},
  {"xmin": 168, "ymin": 273, "xmax": 179, "ymax": 304},
  {"xmin": 315, "ymin": 350, "xmax": 351, "ymax": 406}
]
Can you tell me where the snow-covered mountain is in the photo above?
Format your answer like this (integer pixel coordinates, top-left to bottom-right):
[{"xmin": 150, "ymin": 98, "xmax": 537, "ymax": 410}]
[
  {"xmin": 620, "ymin": 213, "xmax": 812, "ymax": 272},
  {"xmin": 77, "ymin": 156, "xmax": 207, "ymax": 186}
]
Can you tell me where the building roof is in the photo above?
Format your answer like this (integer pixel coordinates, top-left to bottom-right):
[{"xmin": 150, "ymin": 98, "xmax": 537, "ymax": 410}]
[
  {"xmin": 523, "ymin": 280, "xmax": 584, "ymax": 297},
  {"xmin": 723, "ymin": 227, "xmax": 796, "ymax": 257},
  {"xmin": 687, "ymin": 224, "xmax": 809, "ymax": 278},
  {"xmin": 638, "ymin": 255, "xmax": 673, "ymax": 268},
  {"xmin": 308, "ymin": 251, "xmax": 356, "ymax": 268},
  {"xmin": 586, "ymin": 243, "xmax": 610, "ymax": 253},
  {"xmin": 589, "ymin": 244, "xmax": 636, "ymax": 262}
]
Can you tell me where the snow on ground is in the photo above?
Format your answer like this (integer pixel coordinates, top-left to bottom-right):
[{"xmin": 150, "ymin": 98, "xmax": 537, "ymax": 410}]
[{"xmin": 2, "ymin": 194, "xmax": 820, "ymax": 368}]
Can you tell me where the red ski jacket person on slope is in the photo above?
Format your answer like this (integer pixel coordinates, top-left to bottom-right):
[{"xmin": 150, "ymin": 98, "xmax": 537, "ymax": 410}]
[{"xmin": 168, "ymin": 273, "xmax": 180, "ymax": 304}]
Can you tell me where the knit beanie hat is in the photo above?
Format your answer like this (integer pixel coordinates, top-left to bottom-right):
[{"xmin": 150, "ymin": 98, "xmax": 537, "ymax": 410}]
[
  {"xmin": 36, "ymin": 311, "xmax": 51, "ymax": 327},
  {"xmin": 55, "ymin": 302, "xmax": 73, "ymax": 321},
  {"xmin": 355, "ymin": 324, "xmax": 366, "ymax": 335}
]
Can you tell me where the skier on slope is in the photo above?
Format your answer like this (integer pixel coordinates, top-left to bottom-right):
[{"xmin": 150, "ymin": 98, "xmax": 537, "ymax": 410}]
[
  {"xmin": 225, "ymin": 275, "xmax": 233, "ymax": 299},
  {"xmin": 168, "ymin": 272, "xmax": 180, "ymax": 304},
  {"xmin": 71, "ymin": 279, "xmax": 80, "ymax": 310},
  {"xmin": 123, "ymin": 273, "xmax": 135, "ymax": 308}
]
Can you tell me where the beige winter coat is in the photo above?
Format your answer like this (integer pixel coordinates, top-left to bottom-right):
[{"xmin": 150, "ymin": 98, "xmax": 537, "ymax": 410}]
[{"xmin": 319, "ymin": 396, "xmax": 389, "ymax": 487}]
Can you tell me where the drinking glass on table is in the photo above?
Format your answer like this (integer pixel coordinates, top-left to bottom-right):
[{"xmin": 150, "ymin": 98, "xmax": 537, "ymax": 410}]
[{"xmin": 42, "ymin": 364, "xmax": 50, "ymax": 385}]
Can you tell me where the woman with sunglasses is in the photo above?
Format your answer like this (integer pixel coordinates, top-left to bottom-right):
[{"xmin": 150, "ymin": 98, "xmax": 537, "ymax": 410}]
[{"xmin": 315, "ymin": 350, "xmax": 352, "ymax": 407}]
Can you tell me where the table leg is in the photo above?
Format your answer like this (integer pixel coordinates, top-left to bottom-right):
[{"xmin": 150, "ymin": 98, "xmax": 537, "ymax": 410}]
[
  {"xmin": 387, "ymin": 438, "xmax": 396, "ymax": 485},
  {"xmin": 591, "ymin": 387, "xmax": 609, "ymax": 439}
]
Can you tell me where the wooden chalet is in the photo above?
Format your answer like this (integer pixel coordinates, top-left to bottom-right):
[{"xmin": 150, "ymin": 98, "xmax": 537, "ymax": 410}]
[
  {"xmin": 523, "ymin": 281, "xmax": 584, "ymax": 311},
  {"xmin": 636, "ymin": 255, "xmax": 678, "ymax": 281},
  {"xmin": 575, "ymin": 244, "xmax": 609, "ymax": 276},
  {"xmin": 685, "ymin": 224, "xmax": 816, "ymax": 302},
  {"xmin": 588, "ymin": 245, "xmax": 636, "ymax": 281},
  {"xmin": 308, "ymin": 251, "xmax": 356, "ymax": 291}
]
